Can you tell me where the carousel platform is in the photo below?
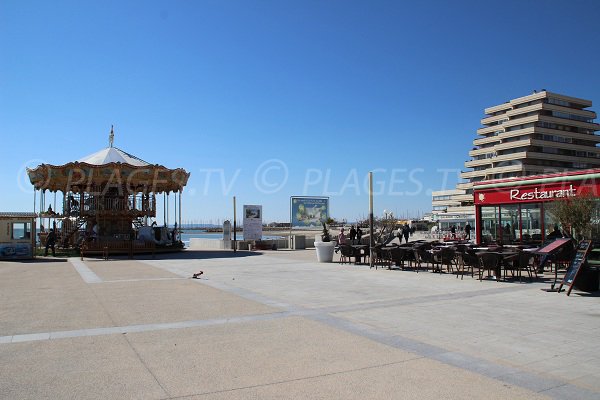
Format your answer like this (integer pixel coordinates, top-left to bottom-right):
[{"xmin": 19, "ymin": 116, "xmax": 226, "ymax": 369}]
[{"xmin": 80, "ymin": 239, "xmax": 184, "ymax": 260}]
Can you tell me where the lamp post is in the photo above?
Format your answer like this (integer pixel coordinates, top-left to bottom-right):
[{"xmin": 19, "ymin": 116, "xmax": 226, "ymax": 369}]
[
  {"xmin": 369, "ymin": 172, "xmax": 374, "ymax": 269},
  {"xmin": 233, "ymin": 196, "xmax": 237, "ymax": 252}
]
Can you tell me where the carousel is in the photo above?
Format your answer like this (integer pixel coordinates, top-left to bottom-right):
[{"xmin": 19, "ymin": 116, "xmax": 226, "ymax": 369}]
[{"xmin": 27, "ymin": 127, "xmax": 190, "ymax": 256}]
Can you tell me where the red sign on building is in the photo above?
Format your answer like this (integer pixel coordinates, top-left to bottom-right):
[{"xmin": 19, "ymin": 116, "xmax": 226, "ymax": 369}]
[{"xmin": 474, "ymin": 181, "xmax": 597, "ymax": 205}]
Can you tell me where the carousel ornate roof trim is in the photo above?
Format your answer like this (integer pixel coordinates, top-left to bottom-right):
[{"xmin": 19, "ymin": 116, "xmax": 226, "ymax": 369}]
[
  {"xmin": 27, "ymin": 161, "xmax": 190, "ymax": 194},
  {"xmin": 26, "ymin": 129, "xmax": 190, "ymax": 194}
]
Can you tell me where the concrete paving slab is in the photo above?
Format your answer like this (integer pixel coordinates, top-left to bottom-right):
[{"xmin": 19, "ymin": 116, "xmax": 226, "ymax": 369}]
[
  {"xmin": 180, "ymin": 358, "xmax": 549, "ymax": 400},
  {"xmin": 89, "ymin": 279, "xmax": 276, "ymax": 326},
  {"xmin": 127, "ymin": 316, "xmax": 418, "ymax": 397},
  {"xmin": 83, "ymin": 258, "xmax": 180, "ymax": 281},
  {"xmin": 0, "ymin": 335, "xmax": 167, "ymax": 400},
  {"xmin": 572, "ymin": 374, "xmax": 600, "ymax": 392},
  {"xmin": 127, "ymin": 316, "xmax": 548, "ymax": 399},
  {"xmin": 0, "ymin": 261, "xmax": 113, "ymax": 336}
]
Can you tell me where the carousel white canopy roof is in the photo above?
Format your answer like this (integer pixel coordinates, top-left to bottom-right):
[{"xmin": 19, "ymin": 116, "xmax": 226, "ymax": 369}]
[
  {"xmin": 77, "ymin": 146, "xmax": 150, "ymax": 167},
  {"xmin": 28, "ymin": 126, "xmax": 190, "ymax": 193}
]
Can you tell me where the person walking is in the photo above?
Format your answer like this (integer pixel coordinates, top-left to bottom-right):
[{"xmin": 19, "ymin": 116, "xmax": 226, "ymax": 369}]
[
  {"xmin": 337, "ymin": 227, "xmax": 347, "ymax": 245},
  {"xmin": 402, "ymin": 223, "xmax": 410, "ymax": 244},
  {"xmin": 349, "ymin": 225, "xmax": 357, "ymax": 244},
  {"xmin": 464, "ymin": 222, "xmax": 472, "ymax": 240},
  {"xmin": 45, "ymin": 228, "xmax": 56, "ymax": 257}
]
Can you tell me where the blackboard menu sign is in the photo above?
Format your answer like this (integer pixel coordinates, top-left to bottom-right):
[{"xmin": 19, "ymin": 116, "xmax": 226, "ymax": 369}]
[{"xmin": 558, "ymin": 240, "xmax": 592, "ymax": 296}]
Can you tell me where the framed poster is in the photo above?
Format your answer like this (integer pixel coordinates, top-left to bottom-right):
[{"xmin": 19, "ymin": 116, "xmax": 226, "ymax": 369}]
[
  {"xmin": 243, "ymin": 205, "xmax": 262, "ymax": 241},
  {"xmin": 290, "ymin": 197, "xmax": 329, "ymax": 229}
]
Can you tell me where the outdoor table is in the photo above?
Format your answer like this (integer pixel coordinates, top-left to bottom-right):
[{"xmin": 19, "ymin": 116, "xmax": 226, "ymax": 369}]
[
  {"xmin": 351, "ymin": 244, "xmax": 369, "ymax": 264},
  {"xmin": 379, "ymin": 246, "xmax": 396, "ymax": 268},
  {"xmin": 476, "ymin": 251, "xmax": 519, "ymax": 280}
]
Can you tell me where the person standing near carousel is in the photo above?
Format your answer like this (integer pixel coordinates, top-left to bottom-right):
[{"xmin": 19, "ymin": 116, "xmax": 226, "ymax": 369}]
[{"xmin": 44, "ymin": 228, "xmax": 56, "ymax": 257}]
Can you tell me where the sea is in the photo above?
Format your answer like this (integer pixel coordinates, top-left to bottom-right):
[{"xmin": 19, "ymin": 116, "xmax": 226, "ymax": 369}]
[{"xmin": 180, "ymin": 231, "xmax": 284, "ymax": 247}]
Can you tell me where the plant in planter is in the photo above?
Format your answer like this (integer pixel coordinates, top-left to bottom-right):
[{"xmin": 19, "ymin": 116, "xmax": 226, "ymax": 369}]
[
  {"xmin": 315, "ymin": 221, "xmax": 335, "ymax": 262},
  {"xmin": 321, "ymin": 222, "xmax": 331, "ymax": 242}
]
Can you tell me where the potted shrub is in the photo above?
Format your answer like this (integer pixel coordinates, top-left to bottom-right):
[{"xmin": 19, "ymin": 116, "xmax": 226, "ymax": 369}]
[{"xmin": 314, "ymin": 222, "xmax": 335, "ymax": 262}]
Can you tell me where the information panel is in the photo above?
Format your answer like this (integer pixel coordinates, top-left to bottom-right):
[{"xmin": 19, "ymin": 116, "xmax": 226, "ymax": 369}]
[
  {"xmin": 290, "ymin": 197, "xmax": 329, "ymax": 229},
  {"xmin": 243, "ymin": 205, "xmax": 262, "ymax": 241}
]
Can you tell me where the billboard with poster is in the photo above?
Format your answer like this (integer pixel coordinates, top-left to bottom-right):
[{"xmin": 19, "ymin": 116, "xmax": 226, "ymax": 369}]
[
  {"xmin": 290, "ymin": 197, "xmax": 329, "ymax": 229},
  {"xmin": 243, "ymin": 205, "xmax": 263, "ymax": 241}
]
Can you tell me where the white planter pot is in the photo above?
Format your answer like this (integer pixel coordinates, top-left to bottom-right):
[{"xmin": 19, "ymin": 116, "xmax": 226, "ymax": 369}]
[{"xmin": 314, "ymin": 241, "xmax": 335, "ymax": 263}]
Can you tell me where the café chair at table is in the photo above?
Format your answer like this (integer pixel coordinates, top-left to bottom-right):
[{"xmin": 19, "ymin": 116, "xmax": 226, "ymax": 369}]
[
  {"xmin": 370, "ymin": 244, "xmax": 388, "ymax": 269},
  {"xmin": 456, "ymin": 250, "xmax": 479, "ymax": 280},
  {"xmin": 433, "ymin": 247, "xmax": 457, "ymax": 274},
  {"xmin": 504, "ymin": 251, "xmax": 537, "ymax": 282},
  {"xmin": 388, "ymin": 246, "xmax": 404, "ymax": 270},
  {"xmin": 338, "ymin": 244, "xmax": 354, "ymax": 265},
  {"xmin": 477, "ymin": 252, "xmax": 504, "ymax": 281},
  {"xmin": 413, "ymin": 247, "xmax": 433, "ymax": 272},
  {"xmin": 403, "ymin": 246, "xmax": 416, "ymax": 270},
  {"xmin": 548, "ymin": 242, "xmax": 576, "ymax": 273}
]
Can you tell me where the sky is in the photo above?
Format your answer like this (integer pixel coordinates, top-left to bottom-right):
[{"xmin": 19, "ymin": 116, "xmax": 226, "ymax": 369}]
[{"xmin": 2, "ymin": 0, "xmax": 600, "ymax": 225}]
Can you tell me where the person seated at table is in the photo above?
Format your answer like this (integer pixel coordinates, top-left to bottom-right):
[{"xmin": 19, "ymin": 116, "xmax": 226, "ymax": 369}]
[
  {"xmin": 337, "ymin": 227, "xmax": 347, "ymax": 245},
  {"xmin": 546, "ymin": 225, "xmax": 562, "ymax": 240}
]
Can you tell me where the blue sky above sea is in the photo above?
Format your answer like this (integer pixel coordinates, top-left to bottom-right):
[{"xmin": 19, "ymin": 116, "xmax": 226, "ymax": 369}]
[{"xmin": 2, "ymin": 0, "xmax": 600, "ymax": 224}]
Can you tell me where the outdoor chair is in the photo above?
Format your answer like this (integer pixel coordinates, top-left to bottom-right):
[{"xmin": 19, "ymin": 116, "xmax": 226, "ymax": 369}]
[
  {"xmin": 338, "ymin": 244, "xmax": 354, "ymax": 264},
  {"xmin": 456, "ymin": 250, "xmax": 479, "ymax": 280},
  {"xmin": 503, "ymin": 251, "xmax": 537, "ymax": 282},
  {"xmin": 548, "ymin": 243, "xmax": 575, "ymax": 273},
  {"xmin": 433, "ymin": 247, "xmax": 457, "ymax": 274},
  {"xmin": 477, "ymin": 252, "xmax": 503, "ymax": 281},
  {"xmin": 388, "ymin": 246, "xmax": 404, "ymax": 269},
  {"xmin": 371, "ymin": 244, "xmax": 387, "ymax": 269},
  {"xmin": 413, "ymin": 246, "xmax": 433, "ymax": 272},
  {"xmin": 403, "ymin": 246, "xmax": 417, "ymax": 268},
  {"xmin": 351, "ymin": 245, "xmax": 366, "ymax": 265}
]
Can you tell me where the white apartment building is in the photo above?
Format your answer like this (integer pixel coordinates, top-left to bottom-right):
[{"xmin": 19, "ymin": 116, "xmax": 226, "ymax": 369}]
[{"xmin": 432, "ymin": 90, "xmax": 600, "ymax": 230}]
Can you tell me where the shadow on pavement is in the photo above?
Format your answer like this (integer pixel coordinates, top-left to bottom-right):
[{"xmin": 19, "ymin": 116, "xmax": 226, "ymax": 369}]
[
  {"xmin": 78, "ymin": 249, "xmax": 265, "ymax": 261},
  {"xmin": 152, "ymin": 250, "xmax": 264, "ymax": 260},
  {"xmin": 5, "ymin": 257, "xmax": 70, "ymax": 263}
]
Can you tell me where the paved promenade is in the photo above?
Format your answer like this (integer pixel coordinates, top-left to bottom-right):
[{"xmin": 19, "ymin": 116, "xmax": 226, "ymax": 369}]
[{"xmin": 1, "ymin": 250, "xmax": 599, "ymax": 399}]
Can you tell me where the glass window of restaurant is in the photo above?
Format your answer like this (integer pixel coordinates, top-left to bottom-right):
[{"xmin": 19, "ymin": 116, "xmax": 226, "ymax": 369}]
[
  {"xmin": 480, "ymin": 206, "xmax": 499, "ymax": 244},
  {"xmin": 500, "ymin": 204, "xmax": 519, "ymax": 243},
  {"xmin": 543, "ymin": 203, "xmax": 558, "ymax": 239},
  {"xmin": 480, "ymin": 203, "xmax": 544, "ymax": 245},
  {"xmin": 521, "ymin": 203, "xmax": 542, "ymax": 243}
]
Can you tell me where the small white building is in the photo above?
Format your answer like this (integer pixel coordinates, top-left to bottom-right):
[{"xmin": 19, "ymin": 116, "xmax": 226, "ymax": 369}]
[{"xmin": 0, "ymin": 212, "xmax": 37, "ymax": 259}]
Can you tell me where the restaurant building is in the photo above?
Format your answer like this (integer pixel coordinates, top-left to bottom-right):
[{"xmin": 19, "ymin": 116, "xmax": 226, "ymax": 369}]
[
  {"xmin": 432, "ymin": 90, "xmax": 600, "ymax": 231},
  {"xmin": 473, "ymin": 169, "xmax": 600, "ymax": 244}
]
